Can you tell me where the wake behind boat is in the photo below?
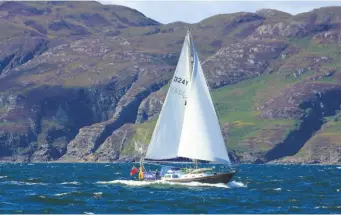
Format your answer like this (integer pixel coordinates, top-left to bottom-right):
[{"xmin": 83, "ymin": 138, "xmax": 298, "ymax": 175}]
[{"xmin": 130, "ymin": 29, "xmax": 236, "ymax": 184}]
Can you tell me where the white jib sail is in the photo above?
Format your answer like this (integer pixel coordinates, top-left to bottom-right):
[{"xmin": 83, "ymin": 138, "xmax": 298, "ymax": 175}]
[
  {"xmin": 177, "ymin": 45, "xmax": 231, "ymax": 165},
  {"xmin": 145, "ymin": 32, "xmax": 192, "ymax": 160}
]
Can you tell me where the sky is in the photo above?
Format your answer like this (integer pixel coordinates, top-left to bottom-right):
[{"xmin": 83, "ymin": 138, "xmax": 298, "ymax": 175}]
[{"xmin": 100, "ymin": 1, "xmax": 341, "ymax": 24}]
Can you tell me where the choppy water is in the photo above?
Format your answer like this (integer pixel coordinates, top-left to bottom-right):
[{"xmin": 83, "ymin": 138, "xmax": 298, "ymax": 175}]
[{"xmin": 0, "ymin": 163, "xmax": 340, "ymax": 213}]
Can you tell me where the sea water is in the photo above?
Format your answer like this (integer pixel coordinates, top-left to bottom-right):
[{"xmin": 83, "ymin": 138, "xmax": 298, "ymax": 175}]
[{"xmin": 0, "ymin": 163, "xmax": 340, "ymax": 213}]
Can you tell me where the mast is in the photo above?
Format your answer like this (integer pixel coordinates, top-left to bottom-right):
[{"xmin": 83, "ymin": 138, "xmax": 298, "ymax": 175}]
[
  {"xmin": 184, "ymin": 27, "xmax": 193, "ymax": 106},
  {"xmin": 187, "ymin": 27, "xmax": 197, "ymax": 169},
  {"xmin": 187, "ymin": 27, "xmax": 195, "ymax": 77}
]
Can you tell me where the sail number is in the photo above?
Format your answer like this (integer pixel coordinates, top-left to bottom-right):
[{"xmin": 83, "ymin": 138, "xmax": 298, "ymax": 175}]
[{"xmin": 173, "ymin": 76, "xmax": 188, "ymax": 86}]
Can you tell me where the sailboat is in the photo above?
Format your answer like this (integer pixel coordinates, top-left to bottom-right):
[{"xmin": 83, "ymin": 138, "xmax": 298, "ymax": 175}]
[{"xmin": 133, "ymin": 29, "xmax": 236, "ymax": 184}]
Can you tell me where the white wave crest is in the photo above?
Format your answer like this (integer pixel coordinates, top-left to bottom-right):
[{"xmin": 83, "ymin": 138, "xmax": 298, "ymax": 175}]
[
  {"xmin": 274, "ymin": 188, "xmax": 282, "ymax": 191},
  {"xmin": 0, "ymin": 176, "xmax": 7, "ymax": 179},
  {"xmin": 96, "ymin": 180, "xmax": 246, "ymax": 188},
  {"xmin": 3, "ymin": 201, "xmax": 16, "ymax": 205},
  {"xmin": 55, "ymin": 192, "xmax": 69, "ymax": 196},
  {"xmin": 54, "ymin": 191, "xmax": 82, "ymax": 196},
  {"xmin": 1, "ymin": 181, "xmax": 47, "ymax": 186},
  {"xmin": 337, "ymin": 167, "xmax": 341, "ymax": 169},
  {"xmin": 61, "ymin": 181, "xmax": 80, "ymax": 185},
  {"xmin": 93, "ymin": 192, "xmax": 102, "ymax": 195},
  {"xmin": 229, "ymin": 181, "xmax": 247, "ymax": 188}
]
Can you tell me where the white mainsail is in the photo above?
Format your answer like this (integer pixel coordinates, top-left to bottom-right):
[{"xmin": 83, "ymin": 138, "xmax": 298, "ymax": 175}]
[
  {"xmin": 145, "ymin": 30, "xmax": 231, "ymax": 165},
  {"xmin": 145, "ymin": 32, "xmax": 192, "ymax": 160}
]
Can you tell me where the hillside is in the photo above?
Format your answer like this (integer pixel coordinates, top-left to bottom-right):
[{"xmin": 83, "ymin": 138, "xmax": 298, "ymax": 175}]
[{"xmin": 0, "ymin": 1, "xmax": 340, "ymax": 164}]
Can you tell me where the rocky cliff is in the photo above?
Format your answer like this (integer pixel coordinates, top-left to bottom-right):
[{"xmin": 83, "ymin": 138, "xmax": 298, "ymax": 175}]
[{"xmin": 0, "ymin": 2, "xmax": 340, "ymax": 164}]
